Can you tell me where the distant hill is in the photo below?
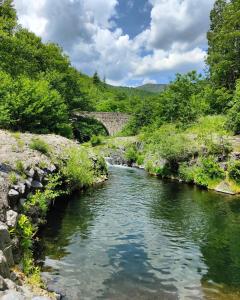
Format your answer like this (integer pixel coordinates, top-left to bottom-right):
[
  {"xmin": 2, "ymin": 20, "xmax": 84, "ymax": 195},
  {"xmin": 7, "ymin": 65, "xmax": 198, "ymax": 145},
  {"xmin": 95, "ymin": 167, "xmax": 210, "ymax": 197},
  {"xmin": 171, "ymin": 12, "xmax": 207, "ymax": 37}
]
[
  {"xmin": 107, "ymin": 84, "xmax": 154, "ymax": 98},
  {"xmin": 107, "ymin": 83, "xmax": 167, "ymax": 98},
  {"xmin": 135, "ymin": 83, "xmax": 167, "ymax": 93}
]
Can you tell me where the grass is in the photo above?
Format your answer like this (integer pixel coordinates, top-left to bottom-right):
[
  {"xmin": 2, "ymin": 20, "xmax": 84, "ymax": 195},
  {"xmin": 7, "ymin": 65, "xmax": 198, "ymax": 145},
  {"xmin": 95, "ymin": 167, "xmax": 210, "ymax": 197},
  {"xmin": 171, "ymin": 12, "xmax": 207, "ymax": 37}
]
[
  {"xmin": 62, "ymin": 147, "xmax": 94, "ymax": 189},
  {"xmin": 29, "ymin": 138, "xmax": 51, "ymax": 155},
  {"xmin": 9, "ymin": 172, "xmax": 18, "ymax": 185}
]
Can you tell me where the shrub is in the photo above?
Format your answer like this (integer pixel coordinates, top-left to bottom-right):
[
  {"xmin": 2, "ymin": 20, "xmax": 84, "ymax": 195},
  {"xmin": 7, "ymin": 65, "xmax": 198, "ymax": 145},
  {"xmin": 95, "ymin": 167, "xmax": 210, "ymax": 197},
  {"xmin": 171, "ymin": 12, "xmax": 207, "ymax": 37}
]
[
  {"xmin": 17, "ymin": 215, "xmax": 35, "ymax": 274},
  {"xmin": 90, "ymin": 135, "xmax": 103, "ymax": 147},
  {"xmin": 187, "ymin": 115, "xmax": 232, "ymax": 156},
  {"xmin": 179, "ymin": 163, "xmax": 195, "ymax": 183},
  {"xmin": 15, "ymin": 160, "xmax": 25, "ymax": 174},
  {"xmin": 94, "ymin": 156, "xmax": 108, "ymax": 177},
  {"xmin": 227, "ymin": 80, "xmax": 240, "ymax": 134},
  {"xmin": 194, "ymin": 156, "xmax": 225, "ymax": 188},
  {"xmin": 29, "ymin": 138, "xmax": 50, "ymax": 155},
  {"xmin": 136, "ymin": 154, "xmax": 144, "ymax": 166},
  {"xmin": 24, "ymin": 174, "xmax": 63, "ymax": 216},
  {"xmin": 62, "ymin": 147, "xmax": 94, "ymax": 189},
  {"xmin": 9, "ymin": 172, "xmax": 17, "ymax": 185},
  {"xmin": 228, "ymin": 161, "xmax": 240, "ymax": 183},
  {"xmin": 124, "ymin": 145, "xmax": 138, "ymax": 164},
  {"xmin": 143, "ymin": 124, "xmax": 195, "ymax": 169}
]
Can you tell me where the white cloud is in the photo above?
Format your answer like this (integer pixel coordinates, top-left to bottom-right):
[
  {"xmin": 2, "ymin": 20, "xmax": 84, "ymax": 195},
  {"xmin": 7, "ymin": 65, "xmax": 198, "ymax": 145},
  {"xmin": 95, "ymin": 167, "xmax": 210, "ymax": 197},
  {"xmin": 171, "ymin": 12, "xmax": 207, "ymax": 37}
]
[
  {"xmin": 134, "ymin": 48, "xmax": 206, "ymax": 77},
  {"xmin": 13, "ymin": 0, "xmax": 214, "ymax": 85},
  {"xmin": 142, "ymin": 78, "xmax": 157, "ymax": 85},
  {"xmin": 145, "ymin": 0, "xmax": 215, "ymax": 50}
]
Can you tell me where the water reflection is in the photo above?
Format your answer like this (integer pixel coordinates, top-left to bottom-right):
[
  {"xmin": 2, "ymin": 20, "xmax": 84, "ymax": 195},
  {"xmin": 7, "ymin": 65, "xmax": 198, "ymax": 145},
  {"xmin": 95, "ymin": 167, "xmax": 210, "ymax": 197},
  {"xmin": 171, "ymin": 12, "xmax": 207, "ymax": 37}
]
[{"xmin": 41, "ymin": 166, "xmax": 240, "ymax": 299}]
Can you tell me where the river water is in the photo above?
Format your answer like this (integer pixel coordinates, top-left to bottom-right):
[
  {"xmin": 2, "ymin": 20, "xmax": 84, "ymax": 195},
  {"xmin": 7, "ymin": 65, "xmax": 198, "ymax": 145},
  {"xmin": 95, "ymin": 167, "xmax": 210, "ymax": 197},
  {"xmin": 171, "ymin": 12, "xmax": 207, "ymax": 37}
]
[{"xmin": 41, "ymin": 165, "xmax": 240, "ymax": 299}]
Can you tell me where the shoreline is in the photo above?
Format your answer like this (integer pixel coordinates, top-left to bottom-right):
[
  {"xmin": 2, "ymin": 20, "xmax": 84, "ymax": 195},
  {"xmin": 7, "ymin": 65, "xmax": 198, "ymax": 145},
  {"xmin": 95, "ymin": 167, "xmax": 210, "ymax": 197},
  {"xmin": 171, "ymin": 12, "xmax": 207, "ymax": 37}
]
[{"xmin": 0, "ymin": 130, "xmax": 108, "ymax": 299}]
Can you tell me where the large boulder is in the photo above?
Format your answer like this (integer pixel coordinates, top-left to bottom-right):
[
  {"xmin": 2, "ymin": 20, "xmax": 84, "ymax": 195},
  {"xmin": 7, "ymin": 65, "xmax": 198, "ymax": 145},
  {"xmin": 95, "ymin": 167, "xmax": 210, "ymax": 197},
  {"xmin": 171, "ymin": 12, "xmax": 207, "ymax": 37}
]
[
  {"xmin": 6, "ymin": 211, "xmax": 18, "ymax": 228},
  {"xmin": 0, "ymin": 223, "xmax": 14, "ymax": 267},
  {"xmin": 0, "ymin": 275, "xmax": 8, "ymax": 291},
  {"xmin": 8, "ymin": 189, "xmax": 20, "ymax": 208},
  {"xmin": 0, "ymin": 290, "xmax": 25, "ymax": 300},
  {"xmin": 0, "ymin": 251, "xmax": 10, "ymax": 278}
]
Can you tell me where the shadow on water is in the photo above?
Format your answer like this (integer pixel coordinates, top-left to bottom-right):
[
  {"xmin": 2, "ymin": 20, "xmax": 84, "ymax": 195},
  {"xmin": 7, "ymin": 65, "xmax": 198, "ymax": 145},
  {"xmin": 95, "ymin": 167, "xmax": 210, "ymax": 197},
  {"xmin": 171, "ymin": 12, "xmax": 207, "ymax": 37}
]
[
  {"xmin": 40, "ymin": 166, "xmax": 240, "ymax": 299},
  {"xmin": 99, "ymin": 239, "xmax": 178, "ymax": 300}
]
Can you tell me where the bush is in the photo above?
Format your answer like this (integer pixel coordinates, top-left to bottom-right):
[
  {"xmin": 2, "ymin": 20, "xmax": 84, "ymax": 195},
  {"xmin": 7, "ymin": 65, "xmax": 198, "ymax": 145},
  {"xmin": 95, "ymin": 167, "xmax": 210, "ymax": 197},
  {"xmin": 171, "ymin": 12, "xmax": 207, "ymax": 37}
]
[
  {"xmin": 179, "ymin": 163, "xmax": 196, "ymax": 183},
  {"xmin": 124, "ymin": 145, "xmax": 138, "ymax": 164},
  {"xmin": 24, "ymin": 174, "xmax": 63, "ymax": 216},
  {"xmin": 62, "ymin": 147, "xmax": 94, "ymax": 189},
  {"xmin": 136, "ymin": 154, "xmax": 144, "ymax": 166},
  {"xmin": 90, "ymin": 135, "xmax": 103, "ymax": 147},
  {"xmin": 194, "ymin": 156, "xmax": 225, "ymax": 188},
  {"xmin": 143, "ymin": 124, "xmax": 195, "ymax": 169},
  {"xmin": 9, "ymin": 172, "xmax": 17, "ymax": 185},
  {"xmin": 227, "ymin": 80, "xmax": 240, "ymax": 134},
  {"xmin": 228, "ymin": 161, "xmax": 240, "ymax": 183},
  {"xmin": 29, "ymin": 138, "xmax": 50, "ymax": 155},
  {"xmin": 15, "ymin": 160, "xmax": 25, "ymax": 175},
  {"xmin": 187, "ymin": 115, "xmax": 232, "ymax": 156}
]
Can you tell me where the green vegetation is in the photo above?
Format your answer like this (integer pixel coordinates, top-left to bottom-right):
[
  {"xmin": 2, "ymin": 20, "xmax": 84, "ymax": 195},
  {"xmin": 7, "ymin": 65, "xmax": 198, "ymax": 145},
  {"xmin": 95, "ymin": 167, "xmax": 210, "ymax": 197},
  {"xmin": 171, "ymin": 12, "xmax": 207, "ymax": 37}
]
[
  {"xmin": 90, "ymin": 135, "xmax": 103, "ymax": 147},
  {"xmin": 0, "ymin": 1, "xmax": 152, "ymax": 141},
  {"xmin": 228, "ymin": 161, "xmax": 240, "ymax": 184},
  {"xmin": 29, "ymin": 138, "xmax": 51, "ymax": 155},
  {"xmin": 15, "ymin": 160, "xmax": 25, "ymax": 175},
  {"xmin": 62, "ymin": 147, "xmax": 95, "ymax": 189},
  {"xmin": 8, "ymin": 171, "xmax": 17, "ymax": 185},
  {"xmin": 135, "ymin": 83, "xmax": 167, "ymax": 93}
]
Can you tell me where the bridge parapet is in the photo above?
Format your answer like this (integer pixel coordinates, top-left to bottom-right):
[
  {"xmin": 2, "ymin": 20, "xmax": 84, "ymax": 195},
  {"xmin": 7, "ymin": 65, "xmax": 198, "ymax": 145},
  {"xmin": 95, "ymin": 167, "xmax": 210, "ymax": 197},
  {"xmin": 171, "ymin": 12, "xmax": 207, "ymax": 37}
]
[{"xmin": 73, "ymin": 111, "xmax": 130, "ymax": 136}]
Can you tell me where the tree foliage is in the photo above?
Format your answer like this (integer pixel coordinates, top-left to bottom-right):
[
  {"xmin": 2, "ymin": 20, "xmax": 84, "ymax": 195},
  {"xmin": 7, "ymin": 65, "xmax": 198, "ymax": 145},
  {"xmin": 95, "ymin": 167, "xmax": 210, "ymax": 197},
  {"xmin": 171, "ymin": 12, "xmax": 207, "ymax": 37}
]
[{"xmin": 207, "ymin": 0, "xmax": 240, "ymax": 90}]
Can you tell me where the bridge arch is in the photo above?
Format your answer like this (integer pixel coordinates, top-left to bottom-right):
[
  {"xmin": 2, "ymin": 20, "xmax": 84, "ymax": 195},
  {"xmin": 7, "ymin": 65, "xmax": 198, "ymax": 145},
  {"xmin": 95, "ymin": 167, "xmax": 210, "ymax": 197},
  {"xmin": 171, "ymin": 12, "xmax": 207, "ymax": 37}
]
[{"xmin": 72, "ymin": 111, "xmax": 130, "ymax": 136}]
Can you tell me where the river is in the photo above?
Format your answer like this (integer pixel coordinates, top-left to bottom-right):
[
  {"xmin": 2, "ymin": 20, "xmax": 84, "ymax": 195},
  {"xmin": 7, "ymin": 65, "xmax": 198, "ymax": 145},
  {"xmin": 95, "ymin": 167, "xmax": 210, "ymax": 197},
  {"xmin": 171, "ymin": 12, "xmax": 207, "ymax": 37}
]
[{"xmin": 41, "ymin": 165, "xmax": 240, "ymax": 299}]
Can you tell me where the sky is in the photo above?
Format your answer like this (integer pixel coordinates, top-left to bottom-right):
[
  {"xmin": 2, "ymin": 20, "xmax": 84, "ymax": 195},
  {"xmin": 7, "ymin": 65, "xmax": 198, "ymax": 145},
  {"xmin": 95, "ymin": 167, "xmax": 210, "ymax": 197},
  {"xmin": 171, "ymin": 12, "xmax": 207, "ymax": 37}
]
[{"xmin": 13, "ymin": 0, "xmax": 215, "ymax": 86}]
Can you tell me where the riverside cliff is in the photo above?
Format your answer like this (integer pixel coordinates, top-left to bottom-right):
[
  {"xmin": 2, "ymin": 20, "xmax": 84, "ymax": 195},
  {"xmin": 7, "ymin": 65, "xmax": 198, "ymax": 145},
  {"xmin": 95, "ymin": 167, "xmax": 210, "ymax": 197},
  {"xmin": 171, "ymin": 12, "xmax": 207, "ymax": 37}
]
[{"xmin": 0, "ymin": 130, "xmax": 107, "ymax": 299}]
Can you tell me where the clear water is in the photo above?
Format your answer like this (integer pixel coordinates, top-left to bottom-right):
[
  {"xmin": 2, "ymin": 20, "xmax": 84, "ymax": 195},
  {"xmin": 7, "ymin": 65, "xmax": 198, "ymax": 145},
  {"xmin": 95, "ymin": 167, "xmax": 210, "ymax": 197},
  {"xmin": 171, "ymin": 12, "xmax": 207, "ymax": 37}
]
[{"xmin": 41, "ymin": 166, "xmax": 240, "ymax": 299}]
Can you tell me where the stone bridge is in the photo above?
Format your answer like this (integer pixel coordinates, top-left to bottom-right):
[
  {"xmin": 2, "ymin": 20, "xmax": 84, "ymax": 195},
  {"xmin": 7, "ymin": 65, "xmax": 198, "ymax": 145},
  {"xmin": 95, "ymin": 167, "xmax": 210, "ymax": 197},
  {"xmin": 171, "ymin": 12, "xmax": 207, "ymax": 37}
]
[{"xmin": 72, "ymin": 111, "xmax": 131, "ymax": 136}]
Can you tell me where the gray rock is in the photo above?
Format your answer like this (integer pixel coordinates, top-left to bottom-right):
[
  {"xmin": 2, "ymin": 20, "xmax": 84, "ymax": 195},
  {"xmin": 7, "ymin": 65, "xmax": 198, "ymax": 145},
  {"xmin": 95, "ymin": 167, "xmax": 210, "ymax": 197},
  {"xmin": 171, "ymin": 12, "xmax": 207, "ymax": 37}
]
[
  {"xmin": 35, "ymin": 168, "xmax": 45, "ymax": 182},
  {"xmin": 32, "ymin": 297, "xmax": 52, "ymax": 300},
  {"xmin": 0, "ymin": 251, "xmax": 10, "ymax": 278},
  {"xmin": 26, "ymin": 168, "xmax": 35, "ymax": 178},
  {"xmin": 48, "ymin": 164, "xmax": 56, "ymax": 173},
  {"xmin": 0, "ymin": 290, "xmax": 25, "ymax": 300},
  {"xmin": 19, "ymin": 198, "xmax": 27, "ymax": 207},
  {"xmin": 0, "ymin": 223, "xmax": 14, "ymax": 267},
  {"xmin": 31, "ymin": 181, "xmax": 43, "ymax": 190},
  {"xmin": 6, "ymin": 210, "xmax": 18, "ymax": 228},
  {"xmin": 8, "ymin": 189, "xmax": 20, "ymax": 207},
  {"xmin": 4, "ymin": 278, "xmax": 17, "ymax": 290},
  {"xmin": 12, "ymin": 183, "xmax": 26, "ymax": 196},
  {"xmin": 0, "ymin": 275, "xmax": 8, "ymax": 291},
  {"xmin": 25, "ymin": 178, "xmax": 33, "ymax": 190},
  {"xmin": 215, "ymin": 181, "xmax": 236, "ymax": 195}
]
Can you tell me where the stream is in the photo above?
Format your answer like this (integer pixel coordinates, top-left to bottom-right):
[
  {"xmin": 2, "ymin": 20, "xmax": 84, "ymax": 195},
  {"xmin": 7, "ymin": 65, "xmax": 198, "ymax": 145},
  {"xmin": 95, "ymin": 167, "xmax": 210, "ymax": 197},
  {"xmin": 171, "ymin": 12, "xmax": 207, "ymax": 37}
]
[{"xmin": 41, "ymin": 165, "xmax": 240, "ymax": 299}]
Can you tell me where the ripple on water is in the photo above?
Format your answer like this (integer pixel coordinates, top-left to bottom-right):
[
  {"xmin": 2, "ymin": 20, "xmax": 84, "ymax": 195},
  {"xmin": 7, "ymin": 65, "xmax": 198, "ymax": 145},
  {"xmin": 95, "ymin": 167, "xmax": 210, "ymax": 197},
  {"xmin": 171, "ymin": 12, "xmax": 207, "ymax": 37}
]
[{"xmin": 41, "ymin": 166, "xmax": 240, "ymax": 300}]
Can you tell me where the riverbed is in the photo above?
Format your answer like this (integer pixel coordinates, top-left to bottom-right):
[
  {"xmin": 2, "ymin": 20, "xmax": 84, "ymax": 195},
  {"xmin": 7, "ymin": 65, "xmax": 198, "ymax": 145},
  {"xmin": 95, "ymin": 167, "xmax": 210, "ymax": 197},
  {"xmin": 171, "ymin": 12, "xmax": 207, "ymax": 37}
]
[{"xmin": 41, "ymin": 165, "xmax": 240, "ymax": 299}]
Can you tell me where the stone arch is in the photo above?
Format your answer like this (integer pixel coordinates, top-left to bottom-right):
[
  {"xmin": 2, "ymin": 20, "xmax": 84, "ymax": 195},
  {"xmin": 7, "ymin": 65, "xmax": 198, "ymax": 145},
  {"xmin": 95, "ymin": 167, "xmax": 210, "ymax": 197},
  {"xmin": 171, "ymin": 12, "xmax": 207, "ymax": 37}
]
[{"xmin": 72, "ymin": 111, "xmax": 130, "ymax": 136}]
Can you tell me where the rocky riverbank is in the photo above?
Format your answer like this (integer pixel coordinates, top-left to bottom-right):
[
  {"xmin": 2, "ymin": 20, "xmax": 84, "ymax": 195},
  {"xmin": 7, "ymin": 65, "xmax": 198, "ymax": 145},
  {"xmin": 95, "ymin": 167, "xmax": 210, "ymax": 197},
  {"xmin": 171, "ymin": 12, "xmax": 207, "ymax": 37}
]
[
  {"xmin": 95, "ymin": 136, "xmax": 240, "ymax": 196},
  {"xmin": 0, "ymin": 130, "xmax": 107, "ymax": 299}
]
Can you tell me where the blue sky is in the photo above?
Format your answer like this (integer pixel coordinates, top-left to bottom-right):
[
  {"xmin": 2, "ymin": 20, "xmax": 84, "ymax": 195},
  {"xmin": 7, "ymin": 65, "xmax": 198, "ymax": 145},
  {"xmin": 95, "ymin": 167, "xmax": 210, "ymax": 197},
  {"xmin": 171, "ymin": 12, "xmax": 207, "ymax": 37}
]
[{"xmin": 14, "ymin": 0, "xmax": 215, "ymax": 86}]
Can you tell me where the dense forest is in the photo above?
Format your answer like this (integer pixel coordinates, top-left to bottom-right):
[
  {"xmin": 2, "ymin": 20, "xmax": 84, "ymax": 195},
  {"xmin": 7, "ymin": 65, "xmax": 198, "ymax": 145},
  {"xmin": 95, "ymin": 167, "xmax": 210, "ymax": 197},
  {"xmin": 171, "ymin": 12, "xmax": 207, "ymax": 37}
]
[{"xmin": 0, "ymin": 0, "xmax": 239, "ymax": 142}]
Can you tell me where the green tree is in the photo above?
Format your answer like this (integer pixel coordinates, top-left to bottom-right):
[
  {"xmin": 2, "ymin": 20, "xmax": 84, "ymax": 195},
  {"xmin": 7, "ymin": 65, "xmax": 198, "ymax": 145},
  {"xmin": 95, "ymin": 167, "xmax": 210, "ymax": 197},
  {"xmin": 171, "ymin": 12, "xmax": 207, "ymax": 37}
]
[
  {"xmin": 154, "ymin": 71, "xmax": 206, "ymax": 126},
  {"xmin": 227, "ymin": 80, "xmax": 240, "ymax": 134},
  {"xmin": 207, "ymin": 0, "xmax": 240, "ymax": 90},
  {"xmin": 93, "ymin": 71, "xmax": 101, "ymax": 85},
  {"xmin": 0, "ymin": 0, "xmax": 17, "ymax": 34},
  {"xmin": 0, "ymin": 71, "xmax": 71, "ymax": 136}
]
